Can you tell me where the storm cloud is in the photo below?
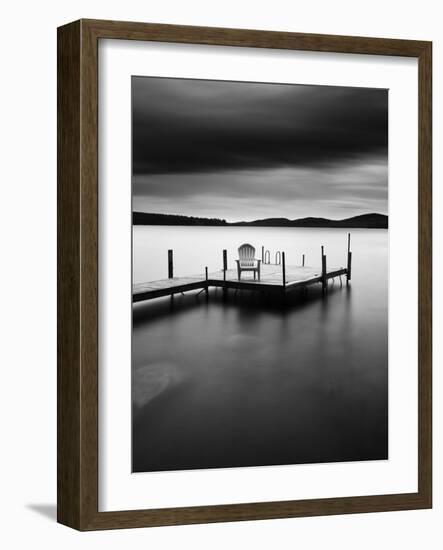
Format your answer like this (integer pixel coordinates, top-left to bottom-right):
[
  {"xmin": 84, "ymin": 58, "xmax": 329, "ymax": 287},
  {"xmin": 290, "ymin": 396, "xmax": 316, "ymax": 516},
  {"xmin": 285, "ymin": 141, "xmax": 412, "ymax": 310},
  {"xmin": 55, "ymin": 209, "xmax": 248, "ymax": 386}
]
[{"xmin": 132, "ymin": 76, "xmax": 388, "ymax": 221}]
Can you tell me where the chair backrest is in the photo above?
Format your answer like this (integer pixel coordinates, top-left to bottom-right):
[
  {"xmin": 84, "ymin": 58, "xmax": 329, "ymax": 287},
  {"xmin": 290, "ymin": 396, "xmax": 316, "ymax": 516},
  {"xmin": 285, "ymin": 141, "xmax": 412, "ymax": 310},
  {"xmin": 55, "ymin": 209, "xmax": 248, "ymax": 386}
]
[{"xmin": 238, "ymin": 243, "xmax": 256, "ymax": 266}]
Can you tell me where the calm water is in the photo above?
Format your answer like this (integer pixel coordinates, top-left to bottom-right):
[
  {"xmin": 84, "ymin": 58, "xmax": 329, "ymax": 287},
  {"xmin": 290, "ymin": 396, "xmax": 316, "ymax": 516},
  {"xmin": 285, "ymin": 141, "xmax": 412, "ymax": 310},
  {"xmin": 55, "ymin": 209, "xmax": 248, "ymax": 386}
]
[{"xmin": 132, "ymin": 226, "xmax": 388, "ymax": 472}]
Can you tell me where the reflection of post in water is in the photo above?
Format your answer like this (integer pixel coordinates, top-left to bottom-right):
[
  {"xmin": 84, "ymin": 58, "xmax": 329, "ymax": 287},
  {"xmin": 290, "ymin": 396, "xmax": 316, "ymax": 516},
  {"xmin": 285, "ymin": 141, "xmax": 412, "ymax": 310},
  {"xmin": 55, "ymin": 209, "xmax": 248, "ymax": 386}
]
[
  {"xmin": 168, "ymin": 249, "xmax": 174, "ymax": 308},
  {"xmin": 205, "ymin": 266, "xmax": 209, "ymax": 301},
  {"xmin": 340, "ymin": 282, "xmax": 354, "ymax": 355},
  {"xmin": 278, "ymin": 292, "xmax": 290, "ymax": 341},
  {"xmin": 323, "ymin": 278, "xmax": 353, "ymax": 357}
]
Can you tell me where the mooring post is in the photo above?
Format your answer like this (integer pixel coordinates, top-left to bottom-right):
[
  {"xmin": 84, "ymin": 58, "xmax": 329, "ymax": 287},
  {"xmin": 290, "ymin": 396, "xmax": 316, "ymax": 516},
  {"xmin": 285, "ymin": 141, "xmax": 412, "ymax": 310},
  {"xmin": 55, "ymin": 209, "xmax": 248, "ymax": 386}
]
[
  {"xmin": 302, "ymin": 253, "xmax": 305, "ymax": 267},
  {"xmin": 222, "ymin": 249, "xmax": 228, "ymax": 300},
  {"xmin": 321, "ymin": 246, "xmax": 327, "ymax": 293},
  {"xmin": 223, "ymin": 249, "xmax": 227, "ymax": 281},
  {"xmin": 282, "ymin": 251, "xmax": 286, "ymax": 287},
  {"xmin": 347, "ymin": 233, "xmax": 352, "ymax": 284},
  {"xmin": 261, "ymin": 245, "xmax": 264, "ymax": 263},
  {"xmin": 168, "ymin": 249, "xmax": 173, "ymax": 279}
]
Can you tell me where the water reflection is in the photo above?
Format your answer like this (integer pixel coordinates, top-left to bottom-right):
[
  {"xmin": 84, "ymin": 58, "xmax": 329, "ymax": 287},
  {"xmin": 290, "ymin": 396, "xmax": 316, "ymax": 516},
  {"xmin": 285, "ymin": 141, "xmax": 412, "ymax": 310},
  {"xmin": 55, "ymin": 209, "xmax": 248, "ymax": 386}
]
[{"xmin": 132, "ymin": 279, "xmax": 387, "ymax": 472}]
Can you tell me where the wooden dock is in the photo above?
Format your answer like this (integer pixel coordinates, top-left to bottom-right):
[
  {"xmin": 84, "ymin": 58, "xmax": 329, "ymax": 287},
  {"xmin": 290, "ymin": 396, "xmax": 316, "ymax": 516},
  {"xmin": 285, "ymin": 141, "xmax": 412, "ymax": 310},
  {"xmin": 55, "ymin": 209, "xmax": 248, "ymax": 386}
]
[
  {"xmin": 133, "ymin": 264, "xmax": 347, "ymax": 303},
  {"xmin": 133, "ymin": 235, "xmax": 352, "ymax": 303}
]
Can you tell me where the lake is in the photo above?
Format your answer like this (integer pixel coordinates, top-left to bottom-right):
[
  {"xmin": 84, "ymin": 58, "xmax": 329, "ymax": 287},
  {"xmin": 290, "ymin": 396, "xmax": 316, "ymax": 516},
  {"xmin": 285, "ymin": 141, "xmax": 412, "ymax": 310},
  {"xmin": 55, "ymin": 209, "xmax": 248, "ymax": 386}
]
[{"xmin": 132, "ymin": 226, "xmax": 388, "ymax": 472}]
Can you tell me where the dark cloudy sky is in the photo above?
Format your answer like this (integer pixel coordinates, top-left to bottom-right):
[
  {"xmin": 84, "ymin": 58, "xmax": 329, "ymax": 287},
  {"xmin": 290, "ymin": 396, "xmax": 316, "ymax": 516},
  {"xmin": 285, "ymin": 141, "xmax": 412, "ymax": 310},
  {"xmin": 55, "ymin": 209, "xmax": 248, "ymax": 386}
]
[{"xmin": 132, "ymin": 76, "xmax": 388, "ymax": 221}]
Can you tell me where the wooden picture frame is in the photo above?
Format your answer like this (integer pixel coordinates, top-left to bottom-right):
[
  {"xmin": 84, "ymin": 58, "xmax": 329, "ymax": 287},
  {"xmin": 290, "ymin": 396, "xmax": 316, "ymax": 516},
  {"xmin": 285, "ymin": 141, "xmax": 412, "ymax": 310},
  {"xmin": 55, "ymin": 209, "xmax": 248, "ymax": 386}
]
[{"xmin": 57, "ymin": 19, "xmax": 432, "ymax": 530}]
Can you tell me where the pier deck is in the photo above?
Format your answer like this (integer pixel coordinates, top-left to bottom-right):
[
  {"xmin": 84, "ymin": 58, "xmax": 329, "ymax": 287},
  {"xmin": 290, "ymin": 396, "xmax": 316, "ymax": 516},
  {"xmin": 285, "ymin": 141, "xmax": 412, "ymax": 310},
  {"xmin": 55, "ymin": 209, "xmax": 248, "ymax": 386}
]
[{"xmin": 133, "ymin": 263, "xmax": 348, "ymax": 303}]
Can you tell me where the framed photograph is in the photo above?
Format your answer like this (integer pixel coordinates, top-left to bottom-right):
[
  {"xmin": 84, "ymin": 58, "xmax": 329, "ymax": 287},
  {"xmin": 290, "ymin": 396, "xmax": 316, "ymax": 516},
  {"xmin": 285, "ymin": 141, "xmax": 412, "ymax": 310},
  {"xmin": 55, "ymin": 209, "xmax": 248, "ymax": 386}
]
[{"xmin": 57, "ymin": 19, "xmax": 432, "ymax": 530}]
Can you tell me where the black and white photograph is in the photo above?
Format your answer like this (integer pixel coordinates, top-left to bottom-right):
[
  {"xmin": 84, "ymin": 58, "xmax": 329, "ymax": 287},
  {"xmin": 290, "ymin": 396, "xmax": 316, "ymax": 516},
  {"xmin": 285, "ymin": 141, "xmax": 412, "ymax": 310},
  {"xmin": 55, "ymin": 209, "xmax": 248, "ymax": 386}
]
[{"xmin": 131, "ymin": 76, "xmax": 389, "ymax": 473}]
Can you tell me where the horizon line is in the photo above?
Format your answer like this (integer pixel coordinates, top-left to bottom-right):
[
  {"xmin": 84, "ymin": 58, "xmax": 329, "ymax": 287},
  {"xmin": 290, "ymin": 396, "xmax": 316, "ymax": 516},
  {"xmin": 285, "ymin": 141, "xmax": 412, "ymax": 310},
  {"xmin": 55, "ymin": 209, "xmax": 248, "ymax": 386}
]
[{"xmin": 132, "ymin": 211, "xmax": 389, "ymax": 223}]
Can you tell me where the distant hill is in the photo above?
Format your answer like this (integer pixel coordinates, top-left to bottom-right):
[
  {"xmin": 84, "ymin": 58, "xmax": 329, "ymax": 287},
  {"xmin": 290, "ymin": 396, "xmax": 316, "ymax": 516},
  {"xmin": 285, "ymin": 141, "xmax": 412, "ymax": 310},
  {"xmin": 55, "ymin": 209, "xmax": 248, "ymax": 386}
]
[
  {"xmin": 133, "ymin": 212, "xmax": 227, "ymax": 226},
  {"xmin": 133, "ymin": 212, "xmax": 388, "ymax": 228},
  {"xmin": 243, "ymin": 213, "xmax": 388, "ymax": 228}
]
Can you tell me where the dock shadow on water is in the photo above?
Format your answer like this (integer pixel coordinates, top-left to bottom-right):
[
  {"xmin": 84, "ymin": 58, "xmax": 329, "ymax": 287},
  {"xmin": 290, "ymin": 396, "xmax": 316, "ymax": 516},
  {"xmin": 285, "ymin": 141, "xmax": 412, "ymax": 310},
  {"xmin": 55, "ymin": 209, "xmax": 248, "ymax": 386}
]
[{"xmin": 132, "ymin": 280, "xmax": 388, "ymax": 473}]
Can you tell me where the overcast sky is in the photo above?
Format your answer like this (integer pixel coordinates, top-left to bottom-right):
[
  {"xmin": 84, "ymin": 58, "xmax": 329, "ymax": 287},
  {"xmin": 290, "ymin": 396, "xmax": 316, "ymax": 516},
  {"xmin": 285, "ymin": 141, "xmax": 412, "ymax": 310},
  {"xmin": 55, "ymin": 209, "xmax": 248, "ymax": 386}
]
[{"xmin": 132, "ymin": 76, "xmax": 388, "ymax": 221}]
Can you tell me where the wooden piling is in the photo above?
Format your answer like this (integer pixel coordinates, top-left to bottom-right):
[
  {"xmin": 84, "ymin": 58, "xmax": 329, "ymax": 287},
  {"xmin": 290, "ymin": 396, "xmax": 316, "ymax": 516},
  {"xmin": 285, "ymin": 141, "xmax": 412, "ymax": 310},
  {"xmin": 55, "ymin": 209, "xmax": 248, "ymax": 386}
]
[
  {"xmin": 282, "ymin": 252, "xmax": 286, "ymax": 287},
  {"xmin": 223, "ymin": 249, "xmax": 227, "ymax": 281},
  {"xmin": 205, "ymin": 266, "xmax": 209, "ymax": 297},
  {"xmin": 261, "ymin": 245, "xmax": 264, "ymax": 263},
  {"xmin": 168, "ymin": 249, "xmax": 173, "ymax": 278},
  {"xmin": 321, "ymin": 246, "xmax": 327, "ymax": 293},
  {"xmin": 302, "ymin": 253, "xmax": 305, "ymax": 267},
  {"xmin": 347, "ymin": 233, "xmax": 352, "ymax": 283}
]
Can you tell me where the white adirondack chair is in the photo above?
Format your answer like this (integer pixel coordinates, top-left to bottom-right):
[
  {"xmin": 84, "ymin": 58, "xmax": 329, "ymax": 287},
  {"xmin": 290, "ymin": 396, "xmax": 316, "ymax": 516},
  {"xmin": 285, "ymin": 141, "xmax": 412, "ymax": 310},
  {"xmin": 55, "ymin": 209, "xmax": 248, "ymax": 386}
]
[{"xmin": 236, "ymin": 243, "xmax": 261, "ymax": 281}]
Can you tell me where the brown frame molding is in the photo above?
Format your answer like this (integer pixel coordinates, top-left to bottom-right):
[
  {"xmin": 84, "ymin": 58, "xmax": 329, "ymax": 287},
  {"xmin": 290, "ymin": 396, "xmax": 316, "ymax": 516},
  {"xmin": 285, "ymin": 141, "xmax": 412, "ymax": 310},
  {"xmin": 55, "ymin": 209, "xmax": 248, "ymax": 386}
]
[{"xmin": 57, "ymin": 19, "xmax": 432, "ymax": 530}]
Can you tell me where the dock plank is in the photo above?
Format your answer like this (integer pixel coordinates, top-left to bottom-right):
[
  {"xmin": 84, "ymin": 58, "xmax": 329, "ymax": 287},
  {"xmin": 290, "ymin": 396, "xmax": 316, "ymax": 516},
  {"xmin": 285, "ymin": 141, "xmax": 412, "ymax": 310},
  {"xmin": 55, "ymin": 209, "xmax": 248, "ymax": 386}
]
[{"xmin": 133, "ymin": 276, "xmax": 204, "ymax": 294}]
